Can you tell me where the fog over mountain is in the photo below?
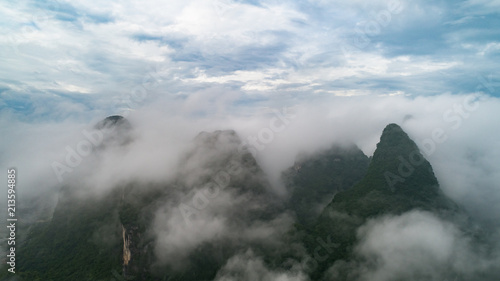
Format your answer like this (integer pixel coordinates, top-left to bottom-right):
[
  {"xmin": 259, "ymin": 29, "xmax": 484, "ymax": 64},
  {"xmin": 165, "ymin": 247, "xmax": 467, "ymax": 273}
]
[
  {"xmin": 1, "ymin": 93, "xmax": 500, "ymax": 280},
  {"xmin": 2, "ymin": 94, "xmax": 499, "ymax": 220}
]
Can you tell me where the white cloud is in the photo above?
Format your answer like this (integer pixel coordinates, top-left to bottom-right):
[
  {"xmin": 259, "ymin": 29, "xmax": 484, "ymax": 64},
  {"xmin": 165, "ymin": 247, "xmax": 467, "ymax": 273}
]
[
  {"xmin": 327, "ymin": 211, "xmax": 500, "ymax": 281},
  {"xmin": 2, "ymin": 0, "xmax": 496, "ymax": 107},
  {"xmin": 214, "ymin": 249, "xmax": 308, "ymax": 281}
]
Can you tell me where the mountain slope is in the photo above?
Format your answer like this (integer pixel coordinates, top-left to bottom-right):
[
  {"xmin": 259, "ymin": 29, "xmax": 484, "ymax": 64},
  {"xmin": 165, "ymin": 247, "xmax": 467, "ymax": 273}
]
[
  {"xmin": 282, "ymin": 144, "xmax": 369, "ymax": 226},
  {"xmin": 306, "ymin": 123, "xmax": 459, "ymax": 279},
  {"xmin": 15, "ymin": 122, "xmax": 287, "ymax": 281},
  {"xmin": 12, "ymin": 122, "xmax": 468, "ymax": 281},
  {"xmin": 16, "ymin": 116, "xmax": 133, "ymax": 280},
  {"xmin": 323, "ymin": 123, "xmax": 457, "ymax": 217}
]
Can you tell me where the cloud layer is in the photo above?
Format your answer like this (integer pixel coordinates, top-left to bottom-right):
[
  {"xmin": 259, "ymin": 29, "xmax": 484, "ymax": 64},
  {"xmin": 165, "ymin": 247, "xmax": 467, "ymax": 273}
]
[
  {"xmin": 328, "ymin": 210, "xmax": 500, "ymax": 281},
  {"xmin": 1, "ymin": 93, "xmax": 499, "ymax": 280},
  {"xmin": 0, "ymin": 0, "xmax": 499, "ymax": 122}
]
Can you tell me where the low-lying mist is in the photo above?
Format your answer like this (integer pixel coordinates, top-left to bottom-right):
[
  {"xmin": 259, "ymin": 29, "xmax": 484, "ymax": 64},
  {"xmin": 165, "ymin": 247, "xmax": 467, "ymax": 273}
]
[{"xmin": 1, "ymin": 93, "xmax": 500, "ymax": 280}]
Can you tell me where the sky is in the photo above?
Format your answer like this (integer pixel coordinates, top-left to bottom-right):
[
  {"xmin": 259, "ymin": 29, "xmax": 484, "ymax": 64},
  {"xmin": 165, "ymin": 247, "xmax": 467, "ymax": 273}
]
[{"xmin": 0, "ymin": 0, "xmax": 499, "ymax": 122}]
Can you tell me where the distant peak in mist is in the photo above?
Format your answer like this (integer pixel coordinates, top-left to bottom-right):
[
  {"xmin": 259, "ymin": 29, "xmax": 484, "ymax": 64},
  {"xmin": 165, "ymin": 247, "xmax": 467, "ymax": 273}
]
[
  {"xmin": 94, "ymin": 115, "xmax": 133, "ymax": 147},
  {"xmin": 195, "ymin": 129, "xmax": 238, "ymax": 141},
  {"xmin": 382, "ymin": 122, "xmax": 402, "ymax": 132},
  {"xmin": 193, "ymin": 129, "xmax": 241, "ymax": 149},
  {"xmin": 94, "ymin": 115, "xmax": 132, "ymax": 131}
]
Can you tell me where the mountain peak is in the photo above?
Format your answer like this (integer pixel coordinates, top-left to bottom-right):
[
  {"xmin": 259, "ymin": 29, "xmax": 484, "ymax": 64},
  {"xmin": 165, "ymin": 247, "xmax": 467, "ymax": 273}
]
[
  {"xmin": 383, "ymin": 122, "xmax": 402, "ymax": 131},
  {"xmin": 93, "ymin": 115, "xmax": 133, "ymax": 147},
  {"xmin": 94, "ymin": 115, "xmax": 132, "ymax": 130},
  {"xmin": 381, "ymin": 123, "xmax": 407, "ymax": 138},
  {"xmin": 321, "ymin": 123, "xmax": 456, "ymax": 218},
  {"xmin": 309, "ymin": 124, "xmax": 459, "ymax": 278},
  {"xmin": 194, "ymin": 129, "xmax": 239, "ymax": 145},
  {"xmin": 375, "ymin": 123, "xmax": 417, "ymax": 159},
  {"xmin": 364, "ymin": 123, "xmax": 438, "ymax": 194}
]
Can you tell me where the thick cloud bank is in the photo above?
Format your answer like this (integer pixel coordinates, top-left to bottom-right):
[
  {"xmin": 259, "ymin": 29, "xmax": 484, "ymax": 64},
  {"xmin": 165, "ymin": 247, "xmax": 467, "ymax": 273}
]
[
  {"xmin": 2, "ymin": 94, "xmax": 499, "ymax": 222},
  {"xmin": 1, "ymin": 94, "xmax": 500, "ymax": 280},
  {"xmin": 328, "ymin": 211, "xmax": 500, "ymax": 281},
  {"xmin": 214, "ymin": 249, "xmax": 307, "ymax": 281}
]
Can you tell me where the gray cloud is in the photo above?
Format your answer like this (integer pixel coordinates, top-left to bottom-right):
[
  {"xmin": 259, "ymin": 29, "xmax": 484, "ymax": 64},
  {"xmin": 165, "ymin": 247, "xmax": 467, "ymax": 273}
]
[
  {"xmin": 1, "ymin": 0, "xmax": 498, "ymax": 123},
  {"xmin": 214, "ymin": 249, "xmax": 308, "ymax": 281},
  {"xmin": 2, "ymin": 93, "xmax": 500, "ymax": 219},
  {"xmin": 1, "ymin": 93, "xmax": 500, "ymax": 280},
  {"xmin": 327, "ymin": 210, "xmax": 500, "ymax": 281}
]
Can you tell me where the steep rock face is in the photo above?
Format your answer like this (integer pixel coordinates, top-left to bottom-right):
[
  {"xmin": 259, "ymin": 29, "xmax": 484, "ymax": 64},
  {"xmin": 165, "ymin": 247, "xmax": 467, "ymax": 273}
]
[
  {"xmin": 307, "ymin": 124, "xmax": 459, "ymax": 279},
  {"xmin": 145, "ymin": 129, "xmax": 286, "ymax": 280},
  {"xmin": 17, "ymin": 124, "xmax": 286, "ymax": 280},
  {"xmin": 122, "ymin": 225, "xmax": 131, "ymax": 267},
  {"xmin": 16, "ymin": 121, "xmax": 467, "ymax": 281},
  {"xmin": 322, "ymin": 124, "xmax": 457, "ymax": 217},
  {"xmin": 281, "ymin": 144, "xmax": 370, "ymax": 225},
  {"xmin": 17, "ymin": 116, "xmax": 138, "ymax": 280}
]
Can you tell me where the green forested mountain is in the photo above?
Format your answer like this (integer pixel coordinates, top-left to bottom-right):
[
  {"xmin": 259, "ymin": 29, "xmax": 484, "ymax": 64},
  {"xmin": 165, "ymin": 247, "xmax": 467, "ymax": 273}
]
[
  {"xmin": 303, "ymin": 123, "xmax": 460, "ymax": 280},
  {"xmin": 12, "ymin": 121, "xmax": 286, "ymax": 281},
  {"xmin": 282, "ymin": 144, "xmax": 369, "ymax": 226},
  {"xmin": 321, "ymin": 123, "xmax": 458, "ymax": 217},
  {"xmin": 4, "ymin": 120, "xmax": 486, "ymax": 281}
]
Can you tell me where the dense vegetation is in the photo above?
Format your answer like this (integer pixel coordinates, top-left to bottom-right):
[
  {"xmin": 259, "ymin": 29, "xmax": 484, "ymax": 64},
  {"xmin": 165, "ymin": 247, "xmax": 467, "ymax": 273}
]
[
  {"xmin": 14, "ymin": 188, "xmax": 123, "ymax": 281},
  {"xmin": 282, "ymin": 144, "xmax": 370, "ymax": 226},
  {"xmin": 2, "ymin": 122, "xmax": 466, "ymax": 281},
  {"xmin": 301, "ymin": 124, "xmax": 459, "ymax": 280}
]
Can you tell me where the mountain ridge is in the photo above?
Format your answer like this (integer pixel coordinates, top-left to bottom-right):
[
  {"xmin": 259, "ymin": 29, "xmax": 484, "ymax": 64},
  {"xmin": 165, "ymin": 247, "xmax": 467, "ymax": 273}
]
[
  {"xmin": 9, "ymin": 119, "xmax": 472, "ymax": 281},
  {"xmin": 305, "ymin": 123, "xmax": 460, "ymax": 280}
]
